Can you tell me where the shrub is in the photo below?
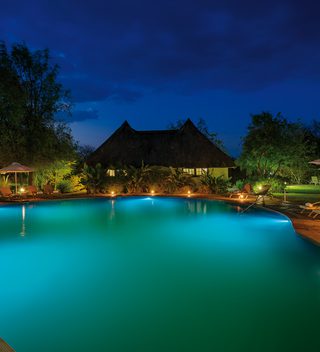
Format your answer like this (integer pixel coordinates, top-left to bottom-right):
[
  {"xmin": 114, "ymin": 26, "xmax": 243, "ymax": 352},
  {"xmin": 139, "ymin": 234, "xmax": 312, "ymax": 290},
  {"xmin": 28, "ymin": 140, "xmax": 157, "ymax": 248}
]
[
  {"xmin": 80, "ymin": 163, "xmax": 108, "ymax": 194},
  {"xmin": 200, "ymin": 174, "xmax": 231, "ymax": 194},
  {"xmin": 125, "ymin": 162, "xmax": 152, "ymax": 193},
  {"xmin": 164, "ymin": 167, "xmax": 194, "ymax": 193},
  {"xmin": 197, "ymin": 184, "xmax": 211, "ymax": 194},
  {"xmin": 105, "ymin": 181, "xmax": 124, "ymax": 195},
  {"xmin": 235, "ymin": 179, "xmax": 245, "ymax": 191},
  {"xmin": 56, "ymin": 179, "xmax": 73, "ymax": 193},
  {"xmin": 33, "ymin": 160, "xmax": 75, "ymax": 190},
  {"xmin": 145, "ymin": 183, "xmax": 166, "ymax": 194},
  {"xmin": 174, "ymin": 185, "xmax": 194, "ymax": 194},
  {"xmin": 69, "ymin": 175, "xmax": 84, "ymax": 192},
  {"xmin": 252, "ymin": 178, "xmax": 285, "ymax": 193},
  {"xmin": 0, "ymin": 175, "xmax": 10, "ymax": 187}
]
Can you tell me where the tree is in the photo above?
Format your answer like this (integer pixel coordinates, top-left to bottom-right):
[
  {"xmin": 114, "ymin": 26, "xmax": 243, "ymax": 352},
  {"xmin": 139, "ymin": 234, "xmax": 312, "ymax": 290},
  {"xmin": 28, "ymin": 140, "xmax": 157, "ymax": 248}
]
[
  {"xmin": 80, "ymin": 163, "xmax": 108, "ymax": 194},
  {"xmin": 0, "ymin": 41, "xmax": 75, "ymax": 166},
  {"xmin": 33, "ymin": 160, "xmax": 75, "ymax": 190},
  {"xmin": 125, "ymin": 162, "xmax": 152, "ymax": 193},
  {"xmin": 167, "ymin": 117, "xmax": 224, "ymax": 149},
  {"xmin": 306, "ymin": 120, "xmax": 320, "ymax": 156},
  {"xmin": 77, "ymin": 144, "xmax": 96, "ymax": 162},
  {"xmin": 164, "ymin": 167, "xmax": 193, "ymax": 193},
  {"xmin": 200, "ymin": 174, "xmax": 230, "ymax": 194},
  {"xmin": 0, "ymin": 43, "xmax": 26, "ymax": 164},
  {"xmin": 237, "ymin": 112, "xmax": 317, "ymax": 183}
]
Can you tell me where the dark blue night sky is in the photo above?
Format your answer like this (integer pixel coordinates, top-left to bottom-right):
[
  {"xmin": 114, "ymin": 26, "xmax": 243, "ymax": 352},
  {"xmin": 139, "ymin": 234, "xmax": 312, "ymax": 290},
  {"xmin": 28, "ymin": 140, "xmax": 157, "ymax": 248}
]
[{"xmin": 1, "ymin": 0, "xmax": 319, "ymax": 155}]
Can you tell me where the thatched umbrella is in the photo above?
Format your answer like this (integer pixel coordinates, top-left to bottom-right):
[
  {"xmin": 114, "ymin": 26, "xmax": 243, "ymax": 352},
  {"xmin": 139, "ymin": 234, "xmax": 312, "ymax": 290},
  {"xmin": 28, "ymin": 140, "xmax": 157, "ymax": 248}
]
[
  {"xmin": 309, "ymin": 159, "xmax": 320, "ymax": 166},
  {"xmin": 0, "ymin": 162, "xmax": 34, "ymax": 194}
]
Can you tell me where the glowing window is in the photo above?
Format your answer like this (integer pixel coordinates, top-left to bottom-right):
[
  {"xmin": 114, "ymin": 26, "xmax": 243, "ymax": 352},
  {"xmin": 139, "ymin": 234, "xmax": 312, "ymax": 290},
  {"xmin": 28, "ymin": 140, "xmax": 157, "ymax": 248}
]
[
  {"xmin": 183, "ymin": 168, "xmax": 195, "ymax": 175},
  {"xmin": 107, "ymin": 169, "xmax": 116, "ymax": 177},
  {"xmin": 195, "ymin": 168, "xmax": 207, "ymax": 176}
]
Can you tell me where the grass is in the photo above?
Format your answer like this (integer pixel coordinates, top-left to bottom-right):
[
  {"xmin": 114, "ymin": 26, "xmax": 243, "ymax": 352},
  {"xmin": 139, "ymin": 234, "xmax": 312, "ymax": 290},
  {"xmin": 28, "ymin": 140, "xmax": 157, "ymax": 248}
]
[
  {"xmin": 285, "ymin": 185, "xmax": 320, "ymax": 194},
  {"xmin": 273, "ymin": 192, "xmax": 320, "ymax": 203}
]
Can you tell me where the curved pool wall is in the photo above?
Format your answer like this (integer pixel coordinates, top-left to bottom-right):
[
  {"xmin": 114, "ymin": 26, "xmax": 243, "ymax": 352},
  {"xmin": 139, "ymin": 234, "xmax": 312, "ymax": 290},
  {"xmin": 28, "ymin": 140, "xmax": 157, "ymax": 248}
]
[{"xmin": 0, "ymin": 197, "xmax": 320, "ymax": 352}]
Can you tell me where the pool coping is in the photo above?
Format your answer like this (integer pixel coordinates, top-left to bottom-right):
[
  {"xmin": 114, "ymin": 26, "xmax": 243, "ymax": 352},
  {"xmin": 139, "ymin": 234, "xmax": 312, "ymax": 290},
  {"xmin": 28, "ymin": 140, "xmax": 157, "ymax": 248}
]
[{"xmin": 1, "ymin": 193, "xmax": 319, "ymax": 246}]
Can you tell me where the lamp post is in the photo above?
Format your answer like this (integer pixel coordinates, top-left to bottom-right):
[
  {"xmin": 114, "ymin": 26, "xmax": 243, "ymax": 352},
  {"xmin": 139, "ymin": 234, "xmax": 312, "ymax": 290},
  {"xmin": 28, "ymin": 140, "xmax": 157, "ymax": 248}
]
[{"xmin": 283, "ymin": 182, "xmax": 289, "ymax": 204}]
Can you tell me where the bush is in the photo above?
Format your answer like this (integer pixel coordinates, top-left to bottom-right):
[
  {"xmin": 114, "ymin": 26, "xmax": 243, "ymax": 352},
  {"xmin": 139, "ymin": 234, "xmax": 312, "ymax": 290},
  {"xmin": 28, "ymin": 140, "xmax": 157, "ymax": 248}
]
[
  {"xmin": 80, "ymin": 163, "xmax": 108, "ymax": 194},
  {"xmin": 34, "ymin": 160, "xmax": 75, "ymax": 190},
  {"xmin": 163, "ymin": 167, "xmax": 194, "ymax": 193},
  {"xmin": 174, "ymin": 185, "xmax": 194, "ymax": 194},
  {"xmin": 124, "ymin": 163, "xmax": 152, "ymax": 193},
  {"xmin": 0, "ymin": 175, "xmax": 10, "ymax": 187},
  {"xmin": 56, "ymin": 179, "xmax": 73, "ymax": 193},
  {"xmin": 235, "ymin": 179, "xmax": 245, "ymax": 191},
  {"xmin": 69, "ymin": 175, "xmax": 84, "ymax": 192},
  {"xmin": 105, "ymin": 182, "xmax": 124, "ymax": 195},
  {"xmin": 200, "ymin": 174, "xmax": 231, "ymax": 194},
  {"xmin": 145, "ymin": 183, "xmax": 166, "ymax": 194},
  {"xmin": 252, "ymin": 178, "xmax": 285, "ymax": 193}
]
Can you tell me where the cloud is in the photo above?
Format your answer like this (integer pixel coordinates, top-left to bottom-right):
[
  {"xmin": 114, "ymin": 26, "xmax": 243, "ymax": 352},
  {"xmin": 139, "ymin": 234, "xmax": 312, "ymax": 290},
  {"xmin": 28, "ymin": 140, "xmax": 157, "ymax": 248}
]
[
  {"xmin": 111, "ymin": 89, "xmax": 143, "ymax": 103},
  {"xmin": 57, "ymin": 109, "xmax": 99, "ymax": 123},
  {"xmin": 72, "ymin": 109, "xmax": 99, "ymax": 122},
  {"xmin": 60, "ymin": 75, "xmax": 143, "ymax": 103},
  {"xmin": 1, "ymin": 0, "xmax": 320, "ymax": 101}
]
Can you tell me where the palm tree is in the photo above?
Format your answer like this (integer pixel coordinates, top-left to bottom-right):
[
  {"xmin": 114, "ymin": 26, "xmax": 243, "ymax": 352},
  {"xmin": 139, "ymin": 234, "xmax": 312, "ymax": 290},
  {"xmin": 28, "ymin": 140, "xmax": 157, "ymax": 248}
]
[
  {"xmin": 200, "ymin": 174, "xmax": 230, "ymax": 194},
  {"xmin": 125, "ymin": 162, "xmax": 152, "ymax": 193},
  {"xmin": 164, "ymin": 167, "xmax": 193, "ymax": 193},
  {"xmin": 80, "ymin": 163, "xmax": 108, "ymax": 194}
]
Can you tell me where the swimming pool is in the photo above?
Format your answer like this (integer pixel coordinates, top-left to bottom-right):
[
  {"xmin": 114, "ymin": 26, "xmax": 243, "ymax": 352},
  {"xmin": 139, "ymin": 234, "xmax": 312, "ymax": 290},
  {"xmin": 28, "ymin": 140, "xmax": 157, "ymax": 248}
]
[{"xmin": 0, "ymin": 197, "xmax": 319, "ymax": 352}]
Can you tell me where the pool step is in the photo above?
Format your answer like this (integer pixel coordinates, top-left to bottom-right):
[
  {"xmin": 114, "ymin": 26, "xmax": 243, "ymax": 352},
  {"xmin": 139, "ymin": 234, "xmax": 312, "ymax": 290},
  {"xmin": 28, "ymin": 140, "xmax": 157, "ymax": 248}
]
[{"xmin": 0, "ymin": 338, "xmax": 15, "ymax": 352}]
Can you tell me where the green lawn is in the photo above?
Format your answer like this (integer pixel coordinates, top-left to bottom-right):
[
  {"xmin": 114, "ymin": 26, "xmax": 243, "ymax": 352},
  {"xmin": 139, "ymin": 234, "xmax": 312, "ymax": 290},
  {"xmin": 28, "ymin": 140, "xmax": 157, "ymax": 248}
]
[
  {"xmin": 273, "ymin": 192, "xmax": 320, "ymax": 204},
  {"xmin": 272, "ymin": 184, "xmax": 320, "ymax": 204},
  {"xmin": 285, "ymin": 184, "xmax": 320, "ymax": 194}
]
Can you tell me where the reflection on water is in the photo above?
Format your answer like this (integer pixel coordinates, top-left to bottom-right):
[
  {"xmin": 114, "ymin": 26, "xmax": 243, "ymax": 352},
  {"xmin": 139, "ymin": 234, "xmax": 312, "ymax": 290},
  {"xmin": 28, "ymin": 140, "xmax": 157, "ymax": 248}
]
[
  {"xmin": 186, "ymin": 200, "xmax": 207, "ymax": 214},
  {"xmin": 109, "ymin": 199, "xmax": 115, "ymax": 220},
  {"xmin": 20, "ymin": 204, "xmax": 26, "ymax": 236}
]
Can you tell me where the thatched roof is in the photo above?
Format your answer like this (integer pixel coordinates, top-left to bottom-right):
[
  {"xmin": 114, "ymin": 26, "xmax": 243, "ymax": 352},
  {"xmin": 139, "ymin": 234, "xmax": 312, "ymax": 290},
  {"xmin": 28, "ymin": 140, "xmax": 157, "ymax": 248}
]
[
  {"xmin": 88, "ymin": 119, "xmax": 235, "ymax": 168},
  {"xmin": 0, "ymin": 162, "xmax": 34, "ymax": 173}
]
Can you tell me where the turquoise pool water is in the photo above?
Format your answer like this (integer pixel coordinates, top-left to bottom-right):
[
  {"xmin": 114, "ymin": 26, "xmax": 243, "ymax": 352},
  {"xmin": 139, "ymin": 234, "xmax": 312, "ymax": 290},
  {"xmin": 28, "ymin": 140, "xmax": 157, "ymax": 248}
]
[{"xmin": 0, "ymin": 197, "xmax": 319, "ymax": 352}]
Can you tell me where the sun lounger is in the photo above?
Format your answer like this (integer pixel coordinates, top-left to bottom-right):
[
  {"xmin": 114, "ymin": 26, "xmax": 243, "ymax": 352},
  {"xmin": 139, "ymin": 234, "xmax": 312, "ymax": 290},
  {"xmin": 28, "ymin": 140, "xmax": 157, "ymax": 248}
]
[
  {"xmin": 229, "ymin": 183, "xmax": 253, "ymax": 199},
  {"xmin": 311, "ymin": 209, "xmax": 320, "ymax": 219},
  {"xmin": 299, "ymin": 202, "xmax": 320, "ymax": 215},
  {"xmin": 43, "ymin": 184, "xmax": 54, "ymax": 195},
  {"xmin": 26, "ymin": 185, "xmax": 38, "ymax": 196},
  {"xmin": 0, "ymin": 186, "xmax": 14, "ymax": 198},
  {"xmin": 240, "ymin": 185, "xmax": 272, "ymax": 213}
]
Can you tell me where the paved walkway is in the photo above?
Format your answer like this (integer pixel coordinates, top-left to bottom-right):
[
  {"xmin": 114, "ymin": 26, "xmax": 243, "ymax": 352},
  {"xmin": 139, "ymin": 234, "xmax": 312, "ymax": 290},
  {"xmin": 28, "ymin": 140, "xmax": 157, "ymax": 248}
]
[
  {"xmin": 264, "ymin": 202, "xmax": 320, "ymax": 246},
  {"xmin": 224, "ymin": 195, "xmax": 320, "ymax": 246},
  {"xmin": 0, "ymin": 338, "xmax": 15, "ymax": 352}
]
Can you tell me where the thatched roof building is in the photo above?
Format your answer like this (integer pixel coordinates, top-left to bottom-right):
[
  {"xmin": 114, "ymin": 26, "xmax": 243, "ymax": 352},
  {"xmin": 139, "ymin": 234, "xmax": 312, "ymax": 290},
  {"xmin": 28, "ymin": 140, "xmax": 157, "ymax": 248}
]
[{"xmin": 88, "ymin": 119, "xmax": 234, "ymax": 170}]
